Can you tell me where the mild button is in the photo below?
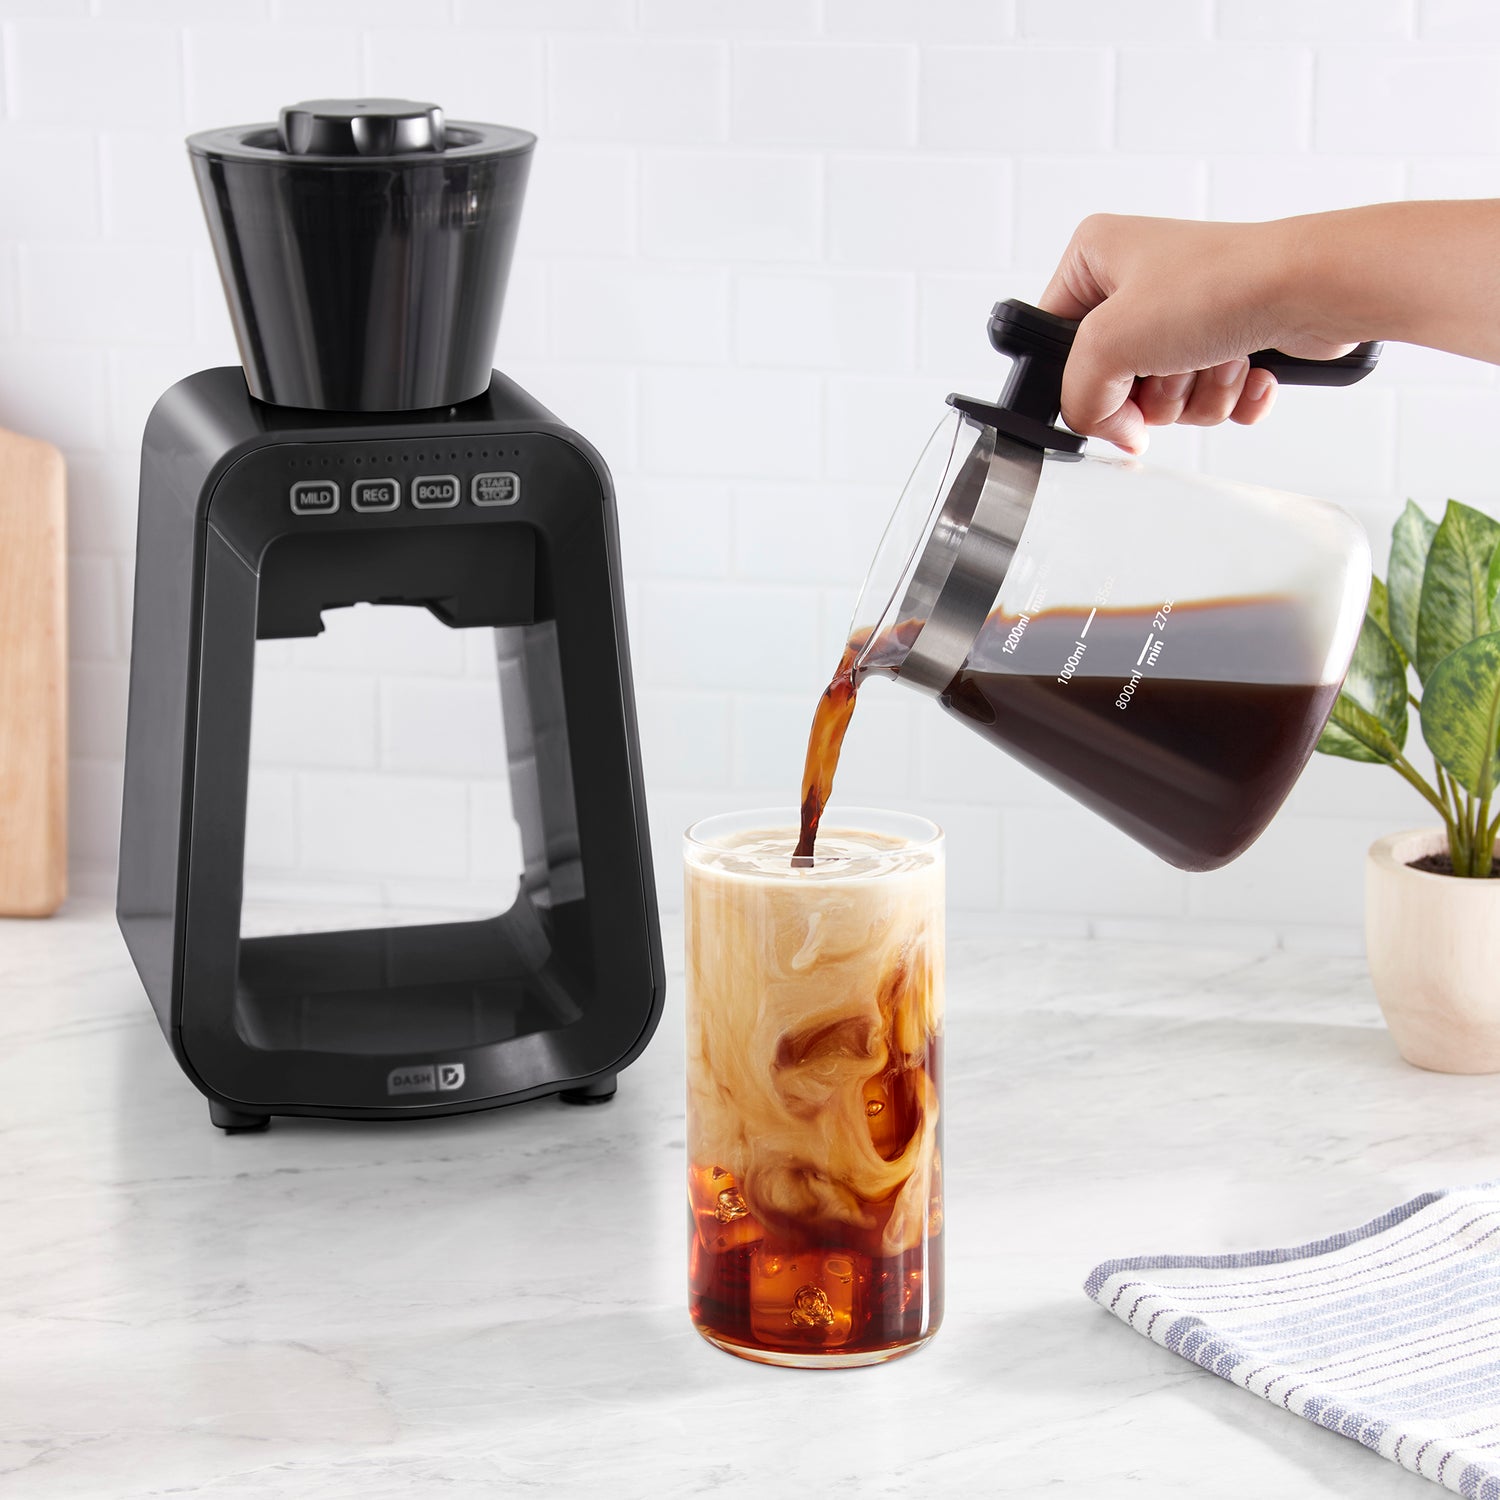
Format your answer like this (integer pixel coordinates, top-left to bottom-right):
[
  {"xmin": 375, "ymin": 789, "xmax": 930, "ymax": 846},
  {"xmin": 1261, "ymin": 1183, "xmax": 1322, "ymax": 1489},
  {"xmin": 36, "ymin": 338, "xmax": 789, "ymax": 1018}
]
[
  {"xmin": 412, "ymin": 474, "xmax": 460, "ymax": 508},
  {"xmin": 290, "ymin": 479, "xmax": 339, "ymax": 516},
  {"xmin": 472, "ymin": 471, "xmax": 521, "ymax": 506}
]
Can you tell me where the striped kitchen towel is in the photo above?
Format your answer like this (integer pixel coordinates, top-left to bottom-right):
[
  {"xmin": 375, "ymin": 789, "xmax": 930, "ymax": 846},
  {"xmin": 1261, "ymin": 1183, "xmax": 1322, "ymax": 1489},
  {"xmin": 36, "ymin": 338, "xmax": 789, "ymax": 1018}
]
[{"xmin": 1086, "ymin": 1184, "xmax": 1500, "ymax": 1496}]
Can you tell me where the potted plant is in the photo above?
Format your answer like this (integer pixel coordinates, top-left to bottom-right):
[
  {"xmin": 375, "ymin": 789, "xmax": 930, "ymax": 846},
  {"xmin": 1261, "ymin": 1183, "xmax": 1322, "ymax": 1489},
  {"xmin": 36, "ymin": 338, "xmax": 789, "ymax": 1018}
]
[{"xmin": 1316, "ymin": 498, "xmax": 1500, "ymax": 1072}]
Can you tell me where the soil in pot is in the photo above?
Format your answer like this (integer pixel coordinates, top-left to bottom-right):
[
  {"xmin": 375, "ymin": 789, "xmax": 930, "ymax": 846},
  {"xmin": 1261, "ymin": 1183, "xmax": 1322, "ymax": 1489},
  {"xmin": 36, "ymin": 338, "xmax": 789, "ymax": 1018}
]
[{"xmin": 1409, "ymin": 853, "xmax": 1500, "ymax": 877}]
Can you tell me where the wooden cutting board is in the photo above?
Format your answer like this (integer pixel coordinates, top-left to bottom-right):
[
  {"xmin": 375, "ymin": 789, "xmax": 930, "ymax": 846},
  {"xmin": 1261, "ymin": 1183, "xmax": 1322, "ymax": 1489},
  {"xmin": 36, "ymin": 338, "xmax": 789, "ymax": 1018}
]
[{"xmin": 0, "ymin": 427, "xmax": 66, "ymax": 917}]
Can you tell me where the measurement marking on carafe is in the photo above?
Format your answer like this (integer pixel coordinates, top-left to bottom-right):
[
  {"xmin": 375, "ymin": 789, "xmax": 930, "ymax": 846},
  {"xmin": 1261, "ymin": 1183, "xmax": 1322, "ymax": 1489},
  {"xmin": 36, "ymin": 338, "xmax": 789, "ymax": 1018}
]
[
  {"xmin": 1056, "ymin": 635, "xmax": 1089, "ymax": 685},
  {"xmin": 1136, "ymin": 633, "xmax": 1155, "ymax": 667},
  {"xmin": 1079, "ymin": 607, "xmax": 1097, "ymax": 638}
]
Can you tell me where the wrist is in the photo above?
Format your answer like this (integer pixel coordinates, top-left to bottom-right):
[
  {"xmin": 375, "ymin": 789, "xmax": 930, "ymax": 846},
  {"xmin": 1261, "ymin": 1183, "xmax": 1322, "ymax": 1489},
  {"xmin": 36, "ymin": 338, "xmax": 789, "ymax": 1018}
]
[
  {"xmin": 1260, "ymin": 212, "xmax": 1354, "ymax": 348},
  {"xmin": 1267, "ymin": 206, "xmax": 1404, "ymax": 349}
]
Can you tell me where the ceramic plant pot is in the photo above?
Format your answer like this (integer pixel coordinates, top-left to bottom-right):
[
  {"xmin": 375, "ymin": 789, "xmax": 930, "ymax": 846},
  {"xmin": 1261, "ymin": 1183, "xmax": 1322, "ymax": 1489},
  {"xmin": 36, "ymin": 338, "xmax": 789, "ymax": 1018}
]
[{"xmin": 1366, "ymin": 828, "xmax": 1500, "ymax": 1074}]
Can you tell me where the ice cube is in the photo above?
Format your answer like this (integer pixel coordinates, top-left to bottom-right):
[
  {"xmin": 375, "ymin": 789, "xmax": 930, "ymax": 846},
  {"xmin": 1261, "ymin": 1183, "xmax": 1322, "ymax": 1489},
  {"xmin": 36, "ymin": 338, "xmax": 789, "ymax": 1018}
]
[
  {"xmin": 689, "ymin": 1164, "xmax": 764, "ymax": 1254},
  {"xmin": 689, "ymin": 1223, "xmax": 757, "ymax": 1311},
  {"xmin": 791, "ymin": 1284, "xmax": 836, "ymax": 1328},
  {"xmin": 715, "ymin": 1185, "xmax": 749, "ymax": 1223},
  {"xmin": 749, "ymin": 1245, "xmax": 865, "ymax": 1346},
  {"xmin": 872, "ymin": 1264, "xmax": 924, "ymax": 1322}
]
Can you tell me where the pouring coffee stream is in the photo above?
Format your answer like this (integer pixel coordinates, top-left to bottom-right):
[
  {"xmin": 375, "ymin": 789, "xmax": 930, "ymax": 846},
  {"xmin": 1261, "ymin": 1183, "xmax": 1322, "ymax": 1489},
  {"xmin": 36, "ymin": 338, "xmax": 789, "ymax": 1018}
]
[
  {"xmin": 795, "ymin": 300, "xmax": 1380, "ymax": 868},
  {"xmin": 795, "ymin": 623, "xmax": 916, "ymax": 861}
]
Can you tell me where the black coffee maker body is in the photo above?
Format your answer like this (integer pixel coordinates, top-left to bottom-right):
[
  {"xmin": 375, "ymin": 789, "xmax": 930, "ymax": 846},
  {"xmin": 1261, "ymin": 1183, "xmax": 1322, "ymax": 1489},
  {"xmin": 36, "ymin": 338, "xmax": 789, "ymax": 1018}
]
[{"xmin": 117, "ymin": 101, "xmax": 664, "ymax": 1132}]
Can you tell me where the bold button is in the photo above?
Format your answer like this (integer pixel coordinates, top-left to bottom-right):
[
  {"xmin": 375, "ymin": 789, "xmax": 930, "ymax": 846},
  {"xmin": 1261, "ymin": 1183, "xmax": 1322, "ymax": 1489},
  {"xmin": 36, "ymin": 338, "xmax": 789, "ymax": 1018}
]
[
  {"xmin": 411, "ymin": 473, "xmax": 460, "ymax": 508},
  {"xmin": 351, "ymin": 477, "xmax": 401, "ymax": 512},
  {"xmin": 290, "ymin": 479, "xmax": 339, "ymax": 515},
  {"xmin": 472, "ymin": 471, "xmax": 521, "ymax": 506}
]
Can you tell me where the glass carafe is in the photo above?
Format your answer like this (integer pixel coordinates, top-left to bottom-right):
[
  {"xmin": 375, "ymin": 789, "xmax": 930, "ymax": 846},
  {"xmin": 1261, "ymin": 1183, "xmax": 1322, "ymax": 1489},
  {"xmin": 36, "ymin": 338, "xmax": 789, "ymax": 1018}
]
[{"xmin": 844, "ymin": 300, "xmax": 1377, "ymax": 872}]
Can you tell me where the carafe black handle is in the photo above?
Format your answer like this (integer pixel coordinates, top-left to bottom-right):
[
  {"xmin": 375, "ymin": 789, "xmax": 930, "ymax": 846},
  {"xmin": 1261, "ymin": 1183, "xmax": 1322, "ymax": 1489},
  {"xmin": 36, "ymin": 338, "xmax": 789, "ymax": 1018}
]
[
  {"xmin": 968, "ymin": 298, "xmax": 1382, "ymax": 453},
  {"xmin": 1245, "ymin": 344, "xmax": 1383, "ymax": 386}
]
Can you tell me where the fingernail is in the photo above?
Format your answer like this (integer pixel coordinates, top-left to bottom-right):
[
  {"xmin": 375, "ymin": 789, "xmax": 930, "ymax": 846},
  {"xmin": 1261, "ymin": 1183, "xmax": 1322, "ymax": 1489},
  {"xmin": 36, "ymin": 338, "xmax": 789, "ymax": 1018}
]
[
  {"xmin": 1214, "ymin": 358, "xmax": 1248, "ymax": 388},
  {"xmin": 1161, "ymin": 373, "xmax": 1193, "ymax": 402}
]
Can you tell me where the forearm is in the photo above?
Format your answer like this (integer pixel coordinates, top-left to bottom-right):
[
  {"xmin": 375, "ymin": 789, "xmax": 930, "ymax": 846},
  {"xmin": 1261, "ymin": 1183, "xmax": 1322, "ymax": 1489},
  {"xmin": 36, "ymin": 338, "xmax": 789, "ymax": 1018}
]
[
  {"xmin": 1039, "ymin": 200, "xmax": 1500, "ymax": 449},
  {"xmin": 1276, "ymin": 200, "xmax": 1500, "ymax": 363}
]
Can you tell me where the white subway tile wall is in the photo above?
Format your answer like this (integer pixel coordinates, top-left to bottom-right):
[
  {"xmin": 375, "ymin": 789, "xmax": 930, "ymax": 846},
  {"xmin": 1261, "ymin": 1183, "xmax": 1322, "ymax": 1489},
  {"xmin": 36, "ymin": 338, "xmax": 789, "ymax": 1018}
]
[{"xmin": 12, "ymin": 0, "xmax": 1493, "ymax": 943}]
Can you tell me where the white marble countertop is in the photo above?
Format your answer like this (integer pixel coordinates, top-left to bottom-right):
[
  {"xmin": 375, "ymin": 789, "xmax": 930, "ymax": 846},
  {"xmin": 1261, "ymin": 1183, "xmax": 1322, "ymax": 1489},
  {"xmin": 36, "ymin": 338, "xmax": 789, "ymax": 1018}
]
[{"xmin": 4, "ymin": 904, "xmax": 1498, "ymax": 1499}]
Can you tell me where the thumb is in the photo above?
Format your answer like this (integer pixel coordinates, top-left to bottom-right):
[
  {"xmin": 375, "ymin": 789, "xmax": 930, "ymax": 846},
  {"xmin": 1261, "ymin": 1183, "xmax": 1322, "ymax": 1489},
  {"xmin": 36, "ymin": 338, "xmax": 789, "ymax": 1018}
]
[{"xmin": 1059, "ymin": 305, "xmax": 1148, "ymax": 453}]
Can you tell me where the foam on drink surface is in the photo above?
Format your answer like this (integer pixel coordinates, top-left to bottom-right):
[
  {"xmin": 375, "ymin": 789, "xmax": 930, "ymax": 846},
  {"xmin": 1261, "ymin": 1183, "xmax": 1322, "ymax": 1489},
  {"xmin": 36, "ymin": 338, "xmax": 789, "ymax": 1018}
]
[{"xmin": 692, "ymin": 825, "xmax": 936, "ymax": 884}]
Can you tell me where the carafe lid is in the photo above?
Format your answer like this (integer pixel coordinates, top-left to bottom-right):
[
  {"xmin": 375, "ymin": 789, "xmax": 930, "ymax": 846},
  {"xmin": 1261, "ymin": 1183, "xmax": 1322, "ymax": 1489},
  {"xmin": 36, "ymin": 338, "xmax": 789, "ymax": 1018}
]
[{"xmin": 189, "ymin": 98, "xmax": 536, "ymax": 411}]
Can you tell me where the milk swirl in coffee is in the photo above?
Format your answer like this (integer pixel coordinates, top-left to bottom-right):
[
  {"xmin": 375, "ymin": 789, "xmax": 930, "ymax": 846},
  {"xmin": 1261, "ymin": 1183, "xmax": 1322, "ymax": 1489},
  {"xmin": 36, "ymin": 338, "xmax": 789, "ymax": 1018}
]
[{"xmin": 685, "ymin": 824, "xmax": 944, "ymax": 1363}]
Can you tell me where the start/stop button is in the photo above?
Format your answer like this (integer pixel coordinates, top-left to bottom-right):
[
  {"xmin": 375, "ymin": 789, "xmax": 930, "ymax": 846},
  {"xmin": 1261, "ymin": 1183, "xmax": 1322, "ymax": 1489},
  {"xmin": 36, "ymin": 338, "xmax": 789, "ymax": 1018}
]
[{"xmin": 472, "ymin": 471, "xmax": 520, "ymax": 506}]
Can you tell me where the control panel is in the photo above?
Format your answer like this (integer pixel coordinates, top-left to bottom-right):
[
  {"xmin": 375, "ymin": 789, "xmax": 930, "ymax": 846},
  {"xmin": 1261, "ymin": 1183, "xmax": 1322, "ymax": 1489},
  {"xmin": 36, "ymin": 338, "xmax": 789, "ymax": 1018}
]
[{"xmin": 289, "ymin": 465, "xmax": 521, "ymax": 517}]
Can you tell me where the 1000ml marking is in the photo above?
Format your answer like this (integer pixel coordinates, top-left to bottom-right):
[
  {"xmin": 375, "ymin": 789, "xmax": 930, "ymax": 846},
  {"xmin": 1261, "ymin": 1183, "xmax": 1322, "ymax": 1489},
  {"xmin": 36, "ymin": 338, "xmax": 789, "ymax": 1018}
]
[
  {"xmin": 1054, "ymin": 607, "xmax": 1098, "ymax": 684},
  {"xmin": 1117, "ymin": 600, "xmax": 1172, "ymax": 710}
]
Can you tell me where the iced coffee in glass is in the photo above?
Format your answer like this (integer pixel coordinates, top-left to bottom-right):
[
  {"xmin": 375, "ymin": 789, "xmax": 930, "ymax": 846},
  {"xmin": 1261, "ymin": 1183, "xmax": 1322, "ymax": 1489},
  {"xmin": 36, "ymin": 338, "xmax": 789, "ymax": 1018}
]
[{"xmin": 684, "ymin": 808, "xmax": 944, "ymax": 1368}]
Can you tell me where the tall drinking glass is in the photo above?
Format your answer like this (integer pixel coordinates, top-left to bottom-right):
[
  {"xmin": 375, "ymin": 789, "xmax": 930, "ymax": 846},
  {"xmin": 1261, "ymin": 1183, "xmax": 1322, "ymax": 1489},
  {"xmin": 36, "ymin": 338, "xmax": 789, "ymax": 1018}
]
[{"xmin": 684, "ymin": 808, "xmax": 945, "ymax": 1368}]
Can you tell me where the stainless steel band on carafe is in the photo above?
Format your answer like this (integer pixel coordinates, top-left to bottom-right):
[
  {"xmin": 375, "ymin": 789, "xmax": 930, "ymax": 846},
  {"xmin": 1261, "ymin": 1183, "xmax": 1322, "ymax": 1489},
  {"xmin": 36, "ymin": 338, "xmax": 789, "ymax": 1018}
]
[{"xmin": 895, "ymin": 425, "xmax": 1040, "ymax": 695}]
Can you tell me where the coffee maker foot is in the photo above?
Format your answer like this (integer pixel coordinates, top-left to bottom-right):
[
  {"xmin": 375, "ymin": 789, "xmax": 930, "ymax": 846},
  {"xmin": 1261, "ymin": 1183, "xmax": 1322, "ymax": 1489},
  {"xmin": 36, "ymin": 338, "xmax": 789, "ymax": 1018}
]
[
  {"xmin": 559, "ymin": 1076, "xmax": 617, "ymax": 1106},
  {"xmin": 209, "ymin": 1101, "xmax": 271, "ymax": 1133}
]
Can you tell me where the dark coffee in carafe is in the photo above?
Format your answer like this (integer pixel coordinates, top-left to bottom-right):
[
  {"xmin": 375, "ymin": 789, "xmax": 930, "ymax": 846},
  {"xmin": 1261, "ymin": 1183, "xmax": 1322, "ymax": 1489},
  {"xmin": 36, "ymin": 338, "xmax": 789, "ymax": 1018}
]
[{"xmin": 797, "ymin": 597, "xmax": 1336, "ymax": 871}]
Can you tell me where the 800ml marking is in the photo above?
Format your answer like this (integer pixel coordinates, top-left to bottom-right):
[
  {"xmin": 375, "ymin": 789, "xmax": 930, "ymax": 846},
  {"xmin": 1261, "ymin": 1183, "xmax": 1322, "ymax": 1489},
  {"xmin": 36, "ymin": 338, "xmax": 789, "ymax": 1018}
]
[{"xmin": 1117, "ymin": 599, "xmax": 1172, "ymax": 710}]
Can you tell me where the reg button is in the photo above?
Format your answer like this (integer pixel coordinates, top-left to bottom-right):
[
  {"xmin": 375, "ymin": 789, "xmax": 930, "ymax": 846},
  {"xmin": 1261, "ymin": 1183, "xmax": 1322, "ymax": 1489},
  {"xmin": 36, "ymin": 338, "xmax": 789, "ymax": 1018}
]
[
  {"xmin": 412, "ymin": 473, "xmax": 460, "ymax": 508},
  {"xmin": 351, "ymin": 477, "xmax": 400, "ymax": 513},
  {"xmin": 472, "ymin": 471, "xmax": 521, "ymax": 506},
  {"xmin": 290, "ymin": 479, "xmax": 339, "ymax": 516}
]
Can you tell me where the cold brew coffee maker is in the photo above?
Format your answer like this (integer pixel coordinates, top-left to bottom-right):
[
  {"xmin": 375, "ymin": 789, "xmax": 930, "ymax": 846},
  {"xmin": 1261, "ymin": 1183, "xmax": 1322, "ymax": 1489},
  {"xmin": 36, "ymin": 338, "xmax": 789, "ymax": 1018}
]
[{"xmin": 117, "ymin": 100, "xmax": 664, "ymax": 1131}]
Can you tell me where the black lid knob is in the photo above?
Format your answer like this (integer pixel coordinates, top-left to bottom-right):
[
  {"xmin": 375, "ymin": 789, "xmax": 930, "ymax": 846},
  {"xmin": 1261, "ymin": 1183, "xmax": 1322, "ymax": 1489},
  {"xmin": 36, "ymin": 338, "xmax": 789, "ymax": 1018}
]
[{"xmin": 278, "ymin": 98, "xmax": 445, "ymax": 157}]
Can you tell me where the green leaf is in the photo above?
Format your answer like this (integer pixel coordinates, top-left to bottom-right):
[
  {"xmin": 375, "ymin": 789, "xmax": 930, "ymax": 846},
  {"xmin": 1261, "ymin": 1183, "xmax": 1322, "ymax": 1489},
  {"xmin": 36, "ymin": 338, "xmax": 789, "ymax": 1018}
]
[
  {"xmin": 1367, "ymin": 576, "xmax": 1403, "ymax": 665},
  {"xmin": 1416, "ymin": 500, "xmax": 1500, "ymax": 682},
  {"xmin": 1316, "ymin": 717, "xmax": 1385, "ymax": 763},
  {"xmin": 1321, "ymin": 695, "xmax": 1404, "ymax": 764},
  {"xmin": 1387, "ymin": 500, "xmax": 1435, "ymax": 665},
  {"xmin": 1315, "ymin": 610, "xmax": 1408, "ymax": 764},
  {"xmin": 1421, "ymin": 630, "xmax": 1500, "ymax": 800},
  {"xmin": 1488, "ymin": 539, "xmax": 1500, "ymax": 631}
]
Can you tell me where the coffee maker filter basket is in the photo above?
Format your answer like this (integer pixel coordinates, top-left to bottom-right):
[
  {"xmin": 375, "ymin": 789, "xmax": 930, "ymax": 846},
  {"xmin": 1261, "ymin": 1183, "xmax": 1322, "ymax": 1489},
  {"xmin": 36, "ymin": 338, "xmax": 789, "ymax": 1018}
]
[{"xmin": 189, "ymin": 98, "xmax": 535, "ymax": 412}]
